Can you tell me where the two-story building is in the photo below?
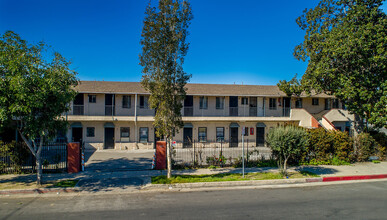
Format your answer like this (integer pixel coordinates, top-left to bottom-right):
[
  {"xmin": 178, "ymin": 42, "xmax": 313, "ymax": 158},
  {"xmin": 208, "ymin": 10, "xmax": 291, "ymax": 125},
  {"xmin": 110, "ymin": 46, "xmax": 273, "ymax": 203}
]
[{"xmin": 66, "ymin": 81, "xmax": 354, "ymax": 150}]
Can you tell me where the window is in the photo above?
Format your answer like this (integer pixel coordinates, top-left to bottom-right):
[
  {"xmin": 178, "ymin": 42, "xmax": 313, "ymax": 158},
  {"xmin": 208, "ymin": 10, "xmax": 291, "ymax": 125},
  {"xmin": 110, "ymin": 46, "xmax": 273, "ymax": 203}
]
[
  {"xmin": 216, "ymin": 97, "xmax": 224, "ymax": 109},
  {"xmin": 122, "ymin": 95, "xmax": 131, "ymax": 108},
  {"xmin": 216, "ymin": 127, "xmax": 224, "ymax": 142},
  {"xmin": 241, "ymin": 97, "xmax": 248, "ymax": 105},
  {"xmin": 295, "ymin": 98, "xmax": 303, "ymax": 108},
  {"xmin": 140, "ymin": 96, "xmax": 148, "ymax": 109},
  {"xmin": 88, "ymin": 95, "xmax": 96, "ymax": 103},
  {"xmin": 312, "ymin": 98, "xmax": 319, "ymax": 106},
  {"xmin": 139, "ymin": 127, "xmax": 148, "ymax": 142},
  {"xmin": 199, "ymin": 97, "xmax": 208, "ymax": 109},
  {"xmin": 198, "ymin": 127, "xmax": 207, "ymax": 142},
  {"xmin": 332, "ymin": 99, "xmax": 339, "ymax": 108},
  {"xmin": 325, "ymin": 99, "xmax": 331, "ymax": 110},
  {"xmin": 86, "ymin": 127, "xmax": 95, "ymax": 137},
  {"xmin": 269, "ymin": 98, "xmax": 276, "ymax": 110},
  {"xmin": 120, "ymin": 127, "xmax": 130, "ymax": 138}
]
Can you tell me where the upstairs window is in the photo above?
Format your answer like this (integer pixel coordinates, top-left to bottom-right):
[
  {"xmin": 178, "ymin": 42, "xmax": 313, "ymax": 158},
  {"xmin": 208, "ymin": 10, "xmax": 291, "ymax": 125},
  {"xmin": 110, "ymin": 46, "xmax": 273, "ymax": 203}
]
[
  {"xmin": 312, "ymin": 98, "xmax": 319, "ymax": 106},
  {"xmin": 122, "ymin": 95, "xmax": 131, "ymax": 108},
  {"xmin": 332, "ymin": 99, "xmax": 339, "ymax": 108},
  {"xmin": 269, "ymin": 98, "xmax": 276, "ymax": 110},
  {"xmin": 216, "ymin": 97, "xmax": 224, "ymax": 109},
  {"xmin": 325, "ymin": 99, "xmax": 331, "ymax": 110},
  {"xmin": 295, "ymin": 98, "xmax": 303, "ymax": 108},
  {"xmin": 140, "ymin": 96, "xmax": 149, "ymax": 109},
  {"xmin": 198, "ymin": 127, "xmax": 207, "ymax": 142},
  {"xmin": 199, "ymin": 96, "xmax": 208, "ymax": 109},
  {"xmin": 88, "ymin": 95, "xmax": 96, "ymax": 103},
  {"xmin": 241, "ymin": 97, "xmax": 248, "ymax": 105}
]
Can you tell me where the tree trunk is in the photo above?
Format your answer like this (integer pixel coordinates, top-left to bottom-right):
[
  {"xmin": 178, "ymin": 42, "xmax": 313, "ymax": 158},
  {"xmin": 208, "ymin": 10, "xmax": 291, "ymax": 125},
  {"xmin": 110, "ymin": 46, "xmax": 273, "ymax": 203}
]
[
  {"xmin": 167, "ymin": 138, "xmax": 172, "ymax": 179},
  {"xmin": 36, "ymin": 151, "xmax": 43, "ymax": 185}
]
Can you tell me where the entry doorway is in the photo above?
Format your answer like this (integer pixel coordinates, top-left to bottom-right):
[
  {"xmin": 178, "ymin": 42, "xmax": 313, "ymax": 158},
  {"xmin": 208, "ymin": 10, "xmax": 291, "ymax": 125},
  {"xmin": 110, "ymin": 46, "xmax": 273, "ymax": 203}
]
[
  {"xmin": 256, "ymin": 127, "xmax": 265, "ymax": 146},
  {"xmin": 104, "ymin": 127, "xmax": 115, "ymax": 149},
  {"xmin": 72, "ymin": 127, "xmax": 83, "ymax": 143},
  {"xmin": 183, "ymin": 127, "xmax": 193, "ymax": 148},
  {"xmin": 230, "ymin": 127, "xmax": 238, "ymax": 147}
]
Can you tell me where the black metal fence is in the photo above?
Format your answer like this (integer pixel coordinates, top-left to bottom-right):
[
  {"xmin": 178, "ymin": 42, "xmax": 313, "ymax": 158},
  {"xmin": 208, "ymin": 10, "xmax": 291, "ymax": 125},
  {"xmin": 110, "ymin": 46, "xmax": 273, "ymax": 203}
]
[
  {"xmin": 0, "ymin": 142, "xmax": 67, "ymax": 174},
  {"xmin": 173, "ymin": 139, "xmax": 272, "ymax": 167}
]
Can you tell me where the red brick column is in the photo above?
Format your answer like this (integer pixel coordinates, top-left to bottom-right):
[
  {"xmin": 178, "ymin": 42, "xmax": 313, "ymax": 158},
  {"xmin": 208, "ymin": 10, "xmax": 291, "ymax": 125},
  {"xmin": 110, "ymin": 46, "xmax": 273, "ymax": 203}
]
[
  {"xmin": 155, "ymin": 141, "xmax": 167, "ymax": 170},
  {"xmin": 67, "ymin": 142, "xmax": 81, "ymax": 173}
]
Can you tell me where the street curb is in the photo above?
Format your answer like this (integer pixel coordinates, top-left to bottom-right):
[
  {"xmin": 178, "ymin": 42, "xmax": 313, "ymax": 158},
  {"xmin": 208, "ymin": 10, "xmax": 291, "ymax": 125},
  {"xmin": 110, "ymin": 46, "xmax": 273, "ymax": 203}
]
[
  {"xmin": 142, "ymin": 174, "xmax": 387, "ymax": 191},
  {"xmin": 0, "ymin": 187, "xmax": 81, "ymax": 195},
  {"xmin": 323, "ymin": 174, "xmax": 387, "ymax": 182},
  {"xmin": 142, "ymin": 178, "xmax": 319, "ymax": 190}
]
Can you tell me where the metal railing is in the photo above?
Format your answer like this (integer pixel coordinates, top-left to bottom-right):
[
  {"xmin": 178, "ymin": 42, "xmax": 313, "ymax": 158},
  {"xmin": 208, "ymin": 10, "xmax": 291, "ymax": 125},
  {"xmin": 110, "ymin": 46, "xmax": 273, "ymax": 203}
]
[
  {"xmin": 184, "ymin": 107, "xmax": 193, "ymax": 116},
  {"xmin": 0, "ymin": 142, "xmax": 67, "ymax": 174},
  {"xmin": 105, "ymin": 105, "xmax": 115, "ymax": 116},
  {"xmin": 229, "ymin": 107, "xmax": 238, "ymax": 116},
  {"xmin": 283, "ymin": 107, "xmax": 291, "ymax": 117},
  {"xmin": 173, "ymin": 139, "xmax": 272, "ymax": 167},
  {"xmin": 73, "ymin": 105, "xmax": 84, "ymax": 115}
]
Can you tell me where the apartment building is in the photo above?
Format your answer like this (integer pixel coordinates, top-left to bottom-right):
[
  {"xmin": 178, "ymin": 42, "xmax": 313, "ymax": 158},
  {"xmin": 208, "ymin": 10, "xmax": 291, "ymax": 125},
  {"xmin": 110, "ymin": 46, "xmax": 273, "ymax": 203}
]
[{"xmin": 66, "ymin": 81, "xmax": 354, "ymax": 150}]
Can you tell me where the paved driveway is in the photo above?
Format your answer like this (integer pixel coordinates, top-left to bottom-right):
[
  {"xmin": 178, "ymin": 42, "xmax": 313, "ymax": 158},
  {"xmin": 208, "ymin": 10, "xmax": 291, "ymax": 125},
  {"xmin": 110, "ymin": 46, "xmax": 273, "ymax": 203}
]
[{"xmin": 84, "ymin": 150, "xmax": 155, "ymax": 172}]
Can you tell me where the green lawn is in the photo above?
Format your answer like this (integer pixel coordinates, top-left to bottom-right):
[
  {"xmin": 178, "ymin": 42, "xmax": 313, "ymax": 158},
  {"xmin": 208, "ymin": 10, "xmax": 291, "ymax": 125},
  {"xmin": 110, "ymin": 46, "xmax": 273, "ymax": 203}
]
[
  {"xmin": 0, "ymin": 179, "xmax": 79, "ymax": 190},
  {"xmin": 152, "ymin": 171, "xmax": 319, "ymax": 184}
]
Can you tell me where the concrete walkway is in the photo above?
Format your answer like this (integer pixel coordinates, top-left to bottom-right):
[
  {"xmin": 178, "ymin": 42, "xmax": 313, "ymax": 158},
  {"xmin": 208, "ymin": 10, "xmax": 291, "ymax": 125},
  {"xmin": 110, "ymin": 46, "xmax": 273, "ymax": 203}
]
[{"xmin": 1, "ymin": 162, "xmax": 386, "ymax": 194}]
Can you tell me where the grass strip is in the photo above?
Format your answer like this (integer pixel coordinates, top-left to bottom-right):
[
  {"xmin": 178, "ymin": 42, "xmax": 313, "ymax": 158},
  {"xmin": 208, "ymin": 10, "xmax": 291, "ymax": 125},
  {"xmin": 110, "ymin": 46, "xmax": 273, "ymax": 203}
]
[
  {"xmin": 0, "ymin": 179, "xmax": 79, "ymax": 190},
  {"xmin": 152, "ymin": 171, "xmax": 319, "ymax": 184}
]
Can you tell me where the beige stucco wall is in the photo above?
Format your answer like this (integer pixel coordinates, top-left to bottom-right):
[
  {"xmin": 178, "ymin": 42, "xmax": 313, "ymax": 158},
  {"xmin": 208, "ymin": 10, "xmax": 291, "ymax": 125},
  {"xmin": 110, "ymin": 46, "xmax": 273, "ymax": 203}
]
[
  {"xmin": 290, "ymin": 109, "xmax": 313, "ymax": 128},
  {"xmin": 297, "ymin": 97, "xmax": 326, "ymax": 114}
]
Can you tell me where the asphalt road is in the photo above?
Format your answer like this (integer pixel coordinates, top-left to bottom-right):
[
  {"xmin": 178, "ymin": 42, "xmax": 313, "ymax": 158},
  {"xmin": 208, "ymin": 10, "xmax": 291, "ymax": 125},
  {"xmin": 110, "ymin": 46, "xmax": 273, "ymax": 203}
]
[{"xmin": 1, "ymin": 181, "xmax": 386, "ymax": 220}]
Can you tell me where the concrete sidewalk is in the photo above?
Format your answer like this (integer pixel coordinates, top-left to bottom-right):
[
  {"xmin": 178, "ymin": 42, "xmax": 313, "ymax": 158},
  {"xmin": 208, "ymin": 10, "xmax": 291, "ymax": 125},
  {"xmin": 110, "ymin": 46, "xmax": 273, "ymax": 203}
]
[{"xmin": 1, "ymin": 162, "xmax": 386, "ymax": 195}]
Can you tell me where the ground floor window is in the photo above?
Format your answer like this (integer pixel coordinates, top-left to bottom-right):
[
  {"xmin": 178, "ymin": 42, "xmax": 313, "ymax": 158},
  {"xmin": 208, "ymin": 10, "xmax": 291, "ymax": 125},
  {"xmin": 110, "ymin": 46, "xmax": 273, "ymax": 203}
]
[
  {"xmin": 86, "ymin": 127, "xmax": 95, "ymax": 137},
  {"xmin": 198, "ymin": 127, "xmax": 207, "ymax": 142},
  {"xmin": 139, "ymin": 127, "xmax": 148, "ymax": 142},
  {"xmin": 121, "ymin": 127, "xmax": 130, "ymax": 138},
  {"xmin": 216, "ymin": 127, "xmax": 224, "ymax": 142}
]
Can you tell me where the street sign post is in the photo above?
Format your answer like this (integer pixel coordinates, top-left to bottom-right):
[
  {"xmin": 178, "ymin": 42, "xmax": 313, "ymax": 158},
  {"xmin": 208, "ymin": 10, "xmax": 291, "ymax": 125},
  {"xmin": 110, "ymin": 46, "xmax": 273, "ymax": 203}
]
[{"xmin": 242, "ymin": 127, "xmax": 245, "ymax": 178}]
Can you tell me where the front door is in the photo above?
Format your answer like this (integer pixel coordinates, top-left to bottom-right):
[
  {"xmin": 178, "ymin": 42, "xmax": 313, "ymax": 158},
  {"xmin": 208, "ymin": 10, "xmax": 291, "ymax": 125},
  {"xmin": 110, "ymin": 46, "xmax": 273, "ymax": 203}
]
[
  {"xmin": 72, "ymin": 127, "xmax": 83, "ymax": 143},
  {"xmin": 184, "ymin": 96, "xmax": 193, "ymax": 116},
  {"xmin": 249, "ymin": 97, "xmax": 257, "ymax": 116},
  {"xmin": 104, "ymin": 127, "xmax": 115, "ymax": 149},
  {"xmin": 183, "ymin": 128, "xmax": 193, "ymax": 148},
  {"xmin": 256, "ymin": 127, "xmax": 265, "ymax": 146},
  {"xmin": 229, "ymin": 96, "xmax": 238, "ymax": 116},
  {"xmin": 230, "ymin": 127, "xmax": 238, "ymax": 147},
  {"xmin": 283, "ymin": 97, "xmax": 291, "ymax": 116}
]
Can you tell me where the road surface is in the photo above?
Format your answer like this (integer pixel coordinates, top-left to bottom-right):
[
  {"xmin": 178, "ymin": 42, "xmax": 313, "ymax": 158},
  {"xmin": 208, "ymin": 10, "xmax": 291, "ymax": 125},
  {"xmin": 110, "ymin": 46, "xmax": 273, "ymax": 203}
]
[{"xmin": 1, "ymin": 181, "xmax": 386, "ymax": 220}]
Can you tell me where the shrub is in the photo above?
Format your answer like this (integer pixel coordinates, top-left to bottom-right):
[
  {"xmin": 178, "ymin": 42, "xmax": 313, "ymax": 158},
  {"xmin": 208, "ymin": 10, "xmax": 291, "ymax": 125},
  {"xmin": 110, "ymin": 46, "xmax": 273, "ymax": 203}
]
[
  {"xmin": 354, "ymin": 133, "xmax": 375, "ymax": 162},
  {"xmin": 302, "ymin": 128, "xmax": 354, "ymax": 164},
  {"xmin": 266, "ymin": 126, "xmax": 309, "ymax": 176},
  {"xmin": 355, "ymin": 131, "xmax": 387, "ymax": 161}
]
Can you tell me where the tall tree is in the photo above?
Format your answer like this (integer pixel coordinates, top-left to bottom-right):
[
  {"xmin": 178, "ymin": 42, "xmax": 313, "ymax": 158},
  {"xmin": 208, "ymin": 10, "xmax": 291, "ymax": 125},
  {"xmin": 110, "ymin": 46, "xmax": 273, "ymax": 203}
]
[
  {"xmin": 140, "ymin": 0, "xmax": 193, "ymax": 178},
  {"xmin": 294, "ymin": 0, "xmax": 387, "ymax": 129},
  {"xmin": 0, "ymin": 31, "xmax": 78, "ymax": 184}
]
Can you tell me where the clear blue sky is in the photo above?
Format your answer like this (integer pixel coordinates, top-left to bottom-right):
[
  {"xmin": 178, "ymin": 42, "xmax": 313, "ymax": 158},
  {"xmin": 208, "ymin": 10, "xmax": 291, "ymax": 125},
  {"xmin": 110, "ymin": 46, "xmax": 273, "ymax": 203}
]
[{"xmin": 1, "ymin": 0, "xmax": 386, "ymax": 85}]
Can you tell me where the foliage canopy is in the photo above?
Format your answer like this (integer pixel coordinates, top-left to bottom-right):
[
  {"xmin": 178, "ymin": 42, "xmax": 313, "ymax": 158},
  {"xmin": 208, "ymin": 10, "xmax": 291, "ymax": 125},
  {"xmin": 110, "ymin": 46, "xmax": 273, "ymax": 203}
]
[{"xmin": 292, "ymin": 0, "xmax": 387, "ymax": 128}]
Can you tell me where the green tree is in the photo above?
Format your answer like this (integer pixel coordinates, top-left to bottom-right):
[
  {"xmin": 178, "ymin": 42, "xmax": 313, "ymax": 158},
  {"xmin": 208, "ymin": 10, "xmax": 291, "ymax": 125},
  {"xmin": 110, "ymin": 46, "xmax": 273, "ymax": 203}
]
[
  {"xmin": 294, "ymin": 0, "xmax": 387, "ymax": 129},
  {"xmin": 277, "ymin": 74, "xmax": 303, "ymax": 97},
  {"xmin": 139, "ymin": 0, "xmax": 193, "ymax": 178},
  {"xmin": 266, "ymin": 126, "xmax": 309, "ymax": 176},
  {"xmin": 0, "ymin": 31, "xmax": 78, "ymax": 184}
]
